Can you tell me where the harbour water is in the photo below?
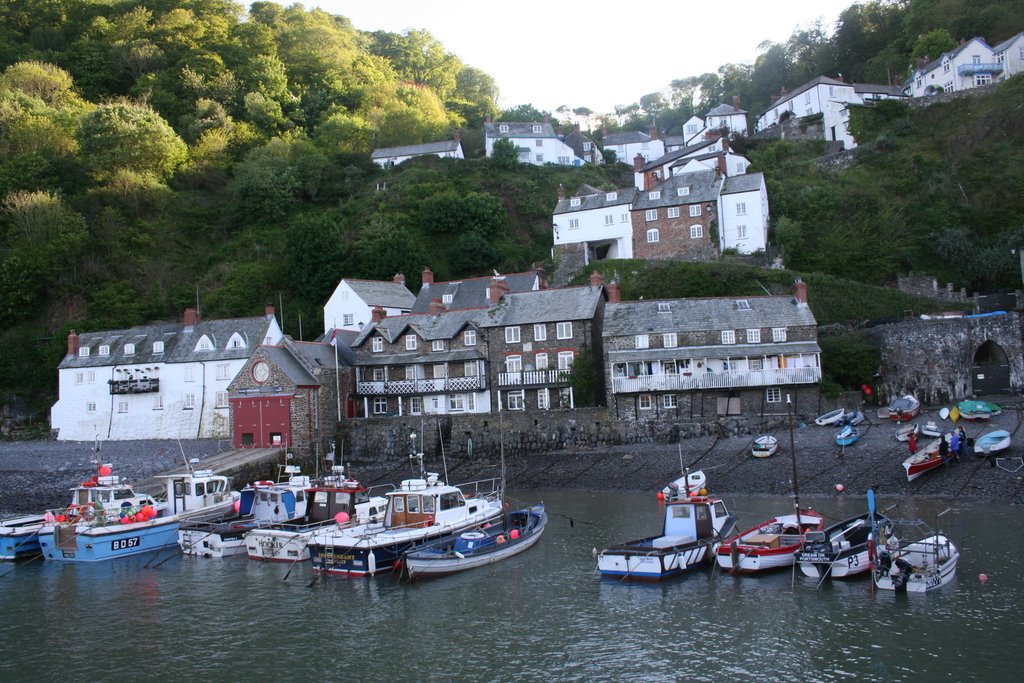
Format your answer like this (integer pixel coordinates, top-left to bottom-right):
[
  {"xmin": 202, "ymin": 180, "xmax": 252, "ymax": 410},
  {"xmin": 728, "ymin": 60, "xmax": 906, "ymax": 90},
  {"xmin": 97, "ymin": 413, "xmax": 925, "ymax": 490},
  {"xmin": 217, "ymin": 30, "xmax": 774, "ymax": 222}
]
[{"xmin": 1, "ymin": 491, "xmax": 1020, "ymax": 681}]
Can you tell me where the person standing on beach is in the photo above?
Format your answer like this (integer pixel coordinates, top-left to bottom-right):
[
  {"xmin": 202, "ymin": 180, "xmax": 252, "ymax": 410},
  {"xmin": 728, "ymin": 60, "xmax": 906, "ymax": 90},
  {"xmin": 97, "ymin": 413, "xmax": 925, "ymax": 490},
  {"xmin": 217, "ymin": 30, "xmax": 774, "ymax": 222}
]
[
  {"xmin": 939, "ymin": 434, "xmax": 950, "ymax": 463},
  {"xmin": 950, "ymin": 430, "xmax": 961, "ymax": 463},
  {"xmin": 907, "ymin": 431, "xmax": 918, "ymax": 455}
]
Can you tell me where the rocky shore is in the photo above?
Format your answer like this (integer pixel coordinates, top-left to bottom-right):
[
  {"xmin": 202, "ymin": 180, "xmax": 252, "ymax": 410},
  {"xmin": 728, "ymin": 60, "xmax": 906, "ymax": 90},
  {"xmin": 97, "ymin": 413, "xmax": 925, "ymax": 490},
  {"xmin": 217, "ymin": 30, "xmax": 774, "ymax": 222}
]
[{"xmin": 2, "ymin": 406, "xmax": 1022, "ymax": 515}]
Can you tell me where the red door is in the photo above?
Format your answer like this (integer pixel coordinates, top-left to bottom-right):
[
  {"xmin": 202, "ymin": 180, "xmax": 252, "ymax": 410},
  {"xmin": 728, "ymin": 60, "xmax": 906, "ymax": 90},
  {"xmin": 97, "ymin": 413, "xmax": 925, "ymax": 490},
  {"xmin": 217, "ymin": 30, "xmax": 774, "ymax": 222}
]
[{"xmin": 231, "ymin": 395, "xmax": 292, "ymax": 448}]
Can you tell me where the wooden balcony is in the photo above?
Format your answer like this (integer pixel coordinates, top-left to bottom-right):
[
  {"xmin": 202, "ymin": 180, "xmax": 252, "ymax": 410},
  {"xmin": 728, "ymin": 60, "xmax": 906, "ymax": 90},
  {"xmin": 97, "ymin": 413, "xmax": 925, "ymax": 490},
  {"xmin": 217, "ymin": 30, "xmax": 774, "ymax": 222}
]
[
  {"xmin": 497, "ymin": 369, "xmax": 571, "ymax": 387},
  {"xmin": 611, "ymin": 366, "xmax": 821, "ymax": 393},
  {"xmin": 108, "ymin": 378, "xmax": 160, "ymax": 395},
  {"xmin": 356, "ymin": 375, "xmax": 486, "ymax": 396}
]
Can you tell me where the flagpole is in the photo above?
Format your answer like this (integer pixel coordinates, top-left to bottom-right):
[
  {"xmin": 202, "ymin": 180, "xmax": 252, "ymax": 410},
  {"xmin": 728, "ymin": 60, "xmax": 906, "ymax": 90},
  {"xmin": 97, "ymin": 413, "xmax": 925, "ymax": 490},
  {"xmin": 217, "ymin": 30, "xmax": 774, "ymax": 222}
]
[{"xmin": 333, "ymin": 321, "xmax": 342, "ymax": 422}]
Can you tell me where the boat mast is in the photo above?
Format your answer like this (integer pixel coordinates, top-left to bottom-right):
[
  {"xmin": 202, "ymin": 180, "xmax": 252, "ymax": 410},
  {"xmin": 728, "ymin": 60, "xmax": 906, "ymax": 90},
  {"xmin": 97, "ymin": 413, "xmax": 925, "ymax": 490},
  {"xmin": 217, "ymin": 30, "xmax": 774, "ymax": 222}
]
[{"xmin": 787, "ymin": 394, "xmax": 802, "ymax": 528}]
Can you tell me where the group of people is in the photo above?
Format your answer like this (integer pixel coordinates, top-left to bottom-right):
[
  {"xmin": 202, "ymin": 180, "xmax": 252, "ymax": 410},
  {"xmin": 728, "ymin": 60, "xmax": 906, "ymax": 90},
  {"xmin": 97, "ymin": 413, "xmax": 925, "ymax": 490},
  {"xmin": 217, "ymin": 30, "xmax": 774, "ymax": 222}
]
[{"xmin": 906, "ymin": 425, "xmax": 972, "ymax": 462}]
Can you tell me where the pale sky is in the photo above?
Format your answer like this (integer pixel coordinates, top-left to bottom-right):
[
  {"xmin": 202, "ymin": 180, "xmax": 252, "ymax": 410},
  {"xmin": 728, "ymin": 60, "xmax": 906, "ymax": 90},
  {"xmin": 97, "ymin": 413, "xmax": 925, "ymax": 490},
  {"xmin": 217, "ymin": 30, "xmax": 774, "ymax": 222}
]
[{"xmin": 302, "ymin": 1, "xmax": 856, "ymax": 114}]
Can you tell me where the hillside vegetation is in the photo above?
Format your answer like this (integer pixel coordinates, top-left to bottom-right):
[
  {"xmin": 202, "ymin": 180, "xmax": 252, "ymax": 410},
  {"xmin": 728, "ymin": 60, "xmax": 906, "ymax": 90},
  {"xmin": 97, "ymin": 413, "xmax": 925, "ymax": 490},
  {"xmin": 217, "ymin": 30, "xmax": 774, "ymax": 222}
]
[{"xmin": 0, "ymin": 0, "xmax": 1022, "ymax": 417}]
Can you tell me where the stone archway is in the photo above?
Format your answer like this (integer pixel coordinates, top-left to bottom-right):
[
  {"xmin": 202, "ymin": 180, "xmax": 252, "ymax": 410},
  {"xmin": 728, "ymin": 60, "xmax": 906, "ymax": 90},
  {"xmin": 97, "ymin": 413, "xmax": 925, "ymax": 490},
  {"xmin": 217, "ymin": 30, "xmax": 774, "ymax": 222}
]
[{"xmin": 972, "ymin": 340, "xmax": 1011, "ymax": 395}]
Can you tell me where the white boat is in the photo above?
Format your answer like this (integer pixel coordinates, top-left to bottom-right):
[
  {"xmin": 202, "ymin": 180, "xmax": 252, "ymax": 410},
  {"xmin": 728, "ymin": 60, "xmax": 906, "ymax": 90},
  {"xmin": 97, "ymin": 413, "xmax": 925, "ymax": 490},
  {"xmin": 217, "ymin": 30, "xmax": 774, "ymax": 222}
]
[
  {"xmin": 814, "ymin": 408, "xmax": 846, "ymax": 426},
  {"xmin": 403, "ymin": 505, "xmax": 547, "ymax": 579},
  {"xmin": 178, "ymin": 467, "xmax": 315, "ymax": 558},
  {"xmin": 888, "ymin": 395, "xmax": 921, "ymax": 421},
  {"xmin": 921, "ymin": 420, "xmax": 942, "ymax": 438},
  {"xmin": 598, "ymin": 496, "xmax": 736, "ymax": 580},
  {"xmin": 895, "ymin": 422, "xmax": 920, "ymax": 442},
  {"xmin": 874, "ymin": 533, "xmax": 958, "ymax": 593},
  {"xmin": 245, "ymin": 466, "xmax": 387, "ymax": 562},
  {"xmin": 715, "ymin": 510, "xmax": 824, "ymax": 573},
  {"xmin": 798, "ymin": 513, "xmax": 880, "ymax": 579},
  {"xmin": 974, "ymin": 430, "xmax": 1011, "ymax": 455},
  {"xmin": 661, "ymin": 470, "xmax": 707, "ymax": 501},
  {"xmin": 307, "ymin": 460, "xmax": 503, "ymax": 577},
  {"xmin": 752, "ymin": 435, "xmax": 778, "ymax": 458},
  {"xmin": 2, "ymin": 463, "xmax": 159, "ymax": 561},
  {"xmin": 37, "ymin": 469, "xmax": 236, "ymax": 563}
]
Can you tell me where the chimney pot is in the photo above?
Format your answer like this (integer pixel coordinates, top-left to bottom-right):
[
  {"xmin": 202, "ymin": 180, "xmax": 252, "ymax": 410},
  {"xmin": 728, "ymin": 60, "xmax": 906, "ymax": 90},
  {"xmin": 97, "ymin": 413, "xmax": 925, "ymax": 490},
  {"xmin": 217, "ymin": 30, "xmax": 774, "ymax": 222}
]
[
  {"xmin": 393, "ymin": 272, "xmax": 406, "ymax": 285},
  {"xmin": 429, "ymin": 298, "xmax": 445, "ymax": 316},
  {"xmin": 371, "ymin": 306, "xmax": 387, "ymax": 323},
  {"xmin": 421, "ymin": 266, "xmax": 434, "ymax": 286},
  {"xmin": 67, "ymin": 330, "xmax": 79, "ymax": 356}
]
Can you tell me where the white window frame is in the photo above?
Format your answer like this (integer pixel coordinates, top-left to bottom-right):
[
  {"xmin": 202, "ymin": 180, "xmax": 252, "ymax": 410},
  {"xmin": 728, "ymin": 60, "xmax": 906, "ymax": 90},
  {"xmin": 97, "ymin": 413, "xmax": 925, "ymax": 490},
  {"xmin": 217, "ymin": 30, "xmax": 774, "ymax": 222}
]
[
  {"xmin": 79, "ymin": 347, "xmax": 90, "ymax": 357},
  {"xmin": 373, "ymin": 368, "xmax": 386, "ymax": 382},
  {"xmin": 87, "ymin": 370, "xmax": 95, "ymax": 384},
  {"xmin": 405, "ymin": 366, "xmax": 417, "ymax": 380},
  {"xmin": 570, "ymin": 197, "xmax": 581, "ymax": 207},
  {"xmin": 98, "ymin": 345, "xmax": 110, "ymax": 356},
  {"xmin": 569, "ymin": 218, "xmax": 579, "ymax": 229},
  {"xmin": 75, "ymin": 372, "xmax": 84, "ymax": 385},
  {"xmin": 505, "ymin": 326, "xmax": 521, "ymax": 343},
  {"xmin": 507, "ymin": 390, "xmax": 525, "ymax": 411},
  {"xmin": 464, "ymin": 361, "xmax": 478, "ymax": 376},
  {"xmin": 766, "ymin": 387, "xmax": 782, "ymax": 403},
  {"xmin": 405, "ymin": 334, "xmax": 417, "ymax": 350},
  {"xmin": 343, "ymin": 314, "xmax": 354, "ymax": 326},
  {"xmin": 647, "ymin": 229, "xmax": 659, "ymax": 243},
  {"xmin": 645, "ymin": 209, "xmax": 657, "ymax": 221},
  {"xmin": 432, "ymin": 340, "xmax": 444, "ymax": 351},
  {"xmin": 636, "ymin": 334, "xmax": 649, "ymax": 349},
  {"xmin": 663, "ymin": 332, "xmax": 677, "ymax": 348},
  {"xmin": 215, "ymin": 391, "xmax": 228, "ymax": 408},
  {"xmin": 736, "ymin": 202, "xmax": 747, "ymax": 215},
  {"xmin": 667, "ymin": 207, "xmax": 680, "ymax": 218},
  {"xmin": 772, "ymin": 327, "xmax": 787, "ymax": 342},
  {"xmin": 737, "ymin": 225, "xmax": 747, "ymax": 239},
  {"xmin": 216, "ymin": 363, "xmax": 229, "ymax": 380},
  {"xmin": 638, "ymin": 395, "xmax": 653, "ymax": 410},
  {"xmin": 537, "ymin": 388, "xmax": 549, "ymax": 409},
  {"xmin": 689, "ymin": 205, "xmax": 701, "ymax": 217},
  {"xmin": 721, "ymin": 330, "xmax": 736, "ymax": 344},
  {"xmin": 448, "ymin": 394, "xmax": 466, "ymax": 412},
  {"xmin": 678, "ymin": 187, "xmax": 690, "ymax": 196},
  {"xmin": 373, "ymin": 397, "xmax": 388, "ymax": 414},
  {"xmin": 648, "ymin": 191, "xmax": 661, "ymax": 200},
  {"xmin": 747, "ymin": 329, "xmax": 761, "ymax": 343},
  {"xmin": 184, "ymin": 366, "xmax": 195, "ymax": 383},
  {"xmin": 556, "ymin": 322, "xmax": 572, "ymax": 340},
  {"xmin": 604, "ymin": 214, "xmax": 614, "ymax": 225},
  {"xmin": 124, "ymin": 343, "xmax": 135, "ymax": 355},
  {"xmin": 117, "ymin": 401, "xmax": 128, "ymax": 414},
  {"xmin": 499, "ymin": 124, "xmax": 509, "ymax": 133},
  {"xmin": 372, "ymin": 337, "xmax": 384, "ymax": 352},
  {"xmin": 86, "ymin": 401, "xmax": 96, "ymax": 413},
  {"xmin": 184, "ymin": 394, "xmax": 196, "ymax": 410},
  {"xmin": 533, "ymin": 324, "xmax": 547, "ymax": 341},
  {"xmin": 152, "ymin": 396, "xmax": 163, "ymax": 410},
  {"xmin": 662, "ymin": 394, "xmax": 677, "ymax": 409},
  {"xmin": 409, "ymin": 396, "xmax": 423, "ymax": 415},
  {"xmin": 606, "ymin": 192, "xmax": 617, "ymax": 201},
  {"xmin": 557, "ymin": 351, "xmax": 575, "ymax": 371},
  {"xmin": 506, "ymin": 356, "xmax": 522, "ymax": 373},
  {"xmin": 690, "ymin": 225, "xmax": 703, "ymax": 239},
  {"xmin": 153, "ymin": 341, "xmax": 164, "ymax": 353},
  {"xmin": 535, "ymin": 353, "xmax": 549, "ymax": 370},
  {"xmin": 463, "ymin": 329, "xmax": 476, "ymax": 346}
]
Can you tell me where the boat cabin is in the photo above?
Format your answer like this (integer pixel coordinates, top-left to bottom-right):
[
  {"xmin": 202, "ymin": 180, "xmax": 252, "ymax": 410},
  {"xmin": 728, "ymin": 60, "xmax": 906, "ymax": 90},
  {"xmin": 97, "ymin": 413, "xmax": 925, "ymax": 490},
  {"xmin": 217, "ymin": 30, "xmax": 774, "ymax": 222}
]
[
  {"xmin": 662, "ymin": 497, "xmax": 730, "ymax": 544},
  {"xmin": 157, "ymin": 470, "xmax": 232, "ymax": 514},
  {"xmin": 71, "ymin": 476, "xmax": 155, "ymax": 511},
  {"xmin": 384, "ymin": 474, "xmax": 471, "ymax": 530}
]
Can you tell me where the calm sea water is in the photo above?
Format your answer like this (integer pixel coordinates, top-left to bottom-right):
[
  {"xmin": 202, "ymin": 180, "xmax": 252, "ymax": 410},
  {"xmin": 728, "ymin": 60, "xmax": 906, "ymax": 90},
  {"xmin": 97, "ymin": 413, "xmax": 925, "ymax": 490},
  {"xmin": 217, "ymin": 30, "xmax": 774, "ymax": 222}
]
[{"xmin": 0, "ymin": 491, "xmax": 1020, "ymax": 682}]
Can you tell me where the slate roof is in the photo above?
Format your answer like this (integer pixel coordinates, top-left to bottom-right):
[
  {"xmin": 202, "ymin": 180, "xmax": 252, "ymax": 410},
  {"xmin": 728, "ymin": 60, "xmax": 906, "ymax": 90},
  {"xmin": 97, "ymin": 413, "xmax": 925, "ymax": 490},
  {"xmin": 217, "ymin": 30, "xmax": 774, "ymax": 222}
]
[
  {"xmin": 706, "ymin": 102, "xmax": 747, "ymax": 116},
  {"xmin": 632, "ymin": 170, "xmax": 721, "ymax": 210},
  {"xmin": 604, "ymin": 130, "xmax": 653, "ymax": 145},
  {"xmin": 638, "ymin": 137, "xmax": 720, "ymax": 173},
  {"xmin": 852, "ymin": 83, "xmax": 906, "ymax": 97},
  {"xmin": 343, "ymin": 279, "xmax": 415, "ymax": 310},
  {"xmin": 553, "ymin": 187, "xmax": 637, "ymax": 215},
  {"xmin": 411, "ymin": 271, "xmax": 540, "ymax": 313},
  {"xmin": 993, "ymin": 32, "xmax": 1024, "ymax": 53},
  {"xmin": 763, "ymin": 75, "xmax": 851, "ymax": 114},
  {"xmin": 484, "ymin": 121, "xmax": 557, "ymax": 139},
  {"xmin": 721, "ymin": 172, "xmax": 764, "ymax": 195},
  {"xmin": 603, "ymin": 297, "xmax": 817, "ymax": 338},
  {"xmin": 477, "ymin": 285, "xmax": 604, "ymax": 327},
  {"xmin": 662, "ymin": 135, "xmax": 685, "ymax": 148},
  {"xmin": 371, "ymin": 139, "xmax": 461, "ymax": 159},
  {"xmin": 918, "ymin": 37, "xmax": 994, "ymax": 75},
  {"xmin": 562, "ymin": 130, "xmax": 596, "ymax": 160},
  {"xmin": 610, "ymin": 341, "xmax": 822, "ymax": 363},
  {"xmin": 354, "ymin": 308, "xmax": 483, "ymax": 347},
  {"xmin": 59, "ymin": 315, "xmax": 274, "ymax": 369}
]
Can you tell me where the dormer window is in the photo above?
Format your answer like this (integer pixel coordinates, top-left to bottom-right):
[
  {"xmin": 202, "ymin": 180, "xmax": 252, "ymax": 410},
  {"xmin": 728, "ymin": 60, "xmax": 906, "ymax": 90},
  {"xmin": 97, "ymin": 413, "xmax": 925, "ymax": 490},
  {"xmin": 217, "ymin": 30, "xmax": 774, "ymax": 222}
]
[
  {"xmin": 570, "ymin": 198, "xmax": 581, "ymax": 207},
  {"xmin": 227, "ymin": 332, "xmax": 246, "ymax": 349},
  {"xmin": 583, "ymin": 142, "xmax": 592, "ymax": 151},
  {"xmin": 735, "ymin": 300, "xmax": 750, "ymax": 310},
  {"xmin": 195, "ymin": 335, "xmax": 213, "ymax": 352},
  {"xmin": 442, "ymin": 294, "xmax": 453, "ymax": 304},
  {"xmin": 79, "ymin": 347, "xmax": 90, "ymax": 357},
  {"xmin": 649, "ymin": 191, "xmax": 661, "ymax": 200},
  {"xmin": 532, "ymin": 124, "xmax": 542, "ymax": 133},
  {"xmin": 658, "ymin": 302, "xmax": 670, "ymax": 312},
  {"xmin": 678, "ymin": 187, "xmax": 690, "ymax": 196},
  {"xmin": 499, "ymin": 124, "xmax": 509, "ymax": 133},
  {"xmin": 606, "ymin": 192, "xmax": 617, "ymax": 201},
  {"xmin": 153, "ymin": 341, "xmax": 164, "ymax": 353},
  {"xmin": 124, "ymin": 343, "xmax": 135, "ymax": 355},
  {"xmin": 98, "ymin": 345, "xmax": 110, "ymax": 356}
]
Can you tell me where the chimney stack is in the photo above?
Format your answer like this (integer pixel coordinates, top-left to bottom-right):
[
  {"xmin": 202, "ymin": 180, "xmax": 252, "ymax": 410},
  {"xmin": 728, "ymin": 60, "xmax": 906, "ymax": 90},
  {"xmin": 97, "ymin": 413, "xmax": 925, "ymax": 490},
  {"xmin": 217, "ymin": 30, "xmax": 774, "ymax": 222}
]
[
  {"xmin": 453, "ymin": 131, "xmax": 461, "ymax": 142},
  {"xmin": 393, "ymin": 272, "xmax": 406, "ymax": 285},
  {"xmin": 543, "ymin": 114, "xmax": 549, "ymax": 124},
  {"xmin": 371, "ymin": 306, "xmax": 387, "ymax": 323},
  {"xmin": 602, "ymin": 125, "xmax": 609, "ymax": 137},
  {"xmin": 264, "ymin": 304, "xmax": 275, "ymax": 321},
  {"xmin": 429, "ymin": 298, "xmax": 445, "ymax": 316},
  {"xmin": 721, "ymin": 136, "xmax": 730, "ymax": 153},
  {"xmin": 836, "ymin": 73, "xmax": 844, "ymax": 83},
  {"xmin": 489, "ymin": 277, "xmax": 509, "ymax": 305},
  {"xmin": 485, "ymin": 114, "xmax": 492, "ymax": 124},
  {"xmin": 717, "ymin": 154, "xmax": 727, "ymax": 176},
  {"xmin": 557, "ymin": 184, "xmax": 565, "ymax": 200},
  {"xmin": 574, "ymin": 122, "xmax": 580, "ymax": 133},
  {"xmin": 421, "ymin": 266, "xmax": 434, "ymax": 286},
  {"xmin": 607, "ymin": 280, "xmax": 621, "ymax": 303},
  {"xmin": 793, "ymin": 278, "xmax": 808, "ymax": 306},
  {"xmin": 589, "ymin": 270, "xmax": 605, "ymax": 287},
  {"xmin": 633, "ymin": 153, "xmax": 646, "ymax": 172},
  {"xmin": 534, "ymin": 265, "xmax": 548, "ymax": 290},
  {"xmin": 649, "ymin": 122, "xmax": 658, "ymax": 140},
  {"xmin": 183, "ymin": 307, "xmax": 200, "ymax": 329},
  {"xmin": 732, "ymin": 95, "xmax": 740, "ymax": 111},
  {"xmin": 67, "ymin": 330, "xmax": 79, "ymax": 357}
]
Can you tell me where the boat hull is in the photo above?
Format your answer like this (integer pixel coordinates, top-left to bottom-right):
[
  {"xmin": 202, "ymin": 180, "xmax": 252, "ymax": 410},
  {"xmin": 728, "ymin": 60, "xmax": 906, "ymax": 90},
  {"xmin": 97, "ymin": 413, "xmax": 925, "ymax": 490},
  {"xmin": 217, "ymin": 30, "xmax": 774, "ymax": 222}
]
[
  {"xmin": 598, "ymin": 542, "xmax": 715, "ymax": 580},
  {"xmin": 874, "ymin": 535, "xmax": 958, "ymax": 593},
  {"xmin": 0, "ymin": 516, "xmax": 45, "ymax": 560},
  {"xmin": 179, "ymin": 523, "xmax": 254, "ymax": 558},
  {"xmin": 904, "ymin": 455, "xmax": 943, "ymax": 481},
  {"xmin": 406, "ymin": 514, "xmax": 547, "ymax": 578},
  {"xmin": 246, "ymin": 527, "xmax": 317, "ymax": 562},
  {"xmin": 798, "ymin": 547, "xmax": 872, "ymax": 578},
  {"xmin": 715, "ymin": 512, "xmax": 824, "ymax": 574}
]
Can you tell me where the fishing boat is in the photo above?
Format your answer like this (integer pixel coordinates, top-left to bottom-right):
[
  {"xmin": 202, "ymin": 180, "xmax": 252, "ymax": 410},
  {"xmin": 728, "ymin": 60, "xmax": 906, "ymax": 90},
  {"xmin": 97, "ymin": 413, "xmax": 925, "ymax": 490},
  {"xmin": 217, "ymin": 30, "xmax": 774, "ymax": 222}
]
[
  {"xmin": 814, "ymin": 408, "xmax": 846, "ymax": 427},
  {"xmin": 974, "ymin": 430, "xmax": 1011, "ymax": 455},
  {"xmin": 957, "ymin": 400, "xmax": 1001, "ymax": 422},
  {"xmin": 895, "ymin": 422, "xmax": 920, "ymax": 442},
  {"xmin": 307, "ymin": 458, "xmax": 503, "ymax": 577},
  {"xmin": 714, "ymin": 510, "xmax": 824, "ymax": 573},
  {"xmin": 798, "ymin": 512, "xmax": 882, "ymax": 579},
  {"xmin": 245, "ymin": 465, "xmax": 387, "ymax": 562},
  {"xmin": 178, "ymin": 467, "xmax": 315, "ymax": 558},
  {"xmin": 2, "ymin": 463, "xmax": 158, "ymax": 561},
  {"xmin": 660, "ymin": 470, "xmax": 707, "ymax": 501},
  {"xmin": 403, "ymin": 504, "xmax": 547, "ymax": 579},
  {"xmin": 752, "ymin": 435, "xmax": 778, "ymax": 458},
  {"xmin": 844, "ymin": 411, "xmax": 866, "ymax": 427},
  {"xmin": 921, "ymin": 420, "xmax": 942, "ymax": 438},
  {"xmin": 834, "ymin": 425, "xmax": 860, "ymax": 447},
  {"xmin": 903, "ymin": 438, "xmax": 944, "ymax": 481},
  {"xmin": 598, "ymin": 496, "xmax": 736, "ymax": 580},
  {"xmin": 874, "ymin": 533, "xmax": 959, "ymax": 593},
  {"xmin": 888, "ymin": 395, "xmax": 921, "ymax": 421},
  {"xmin": 37, "ymin": 468, "xmax": 236, "ymax": 562}
]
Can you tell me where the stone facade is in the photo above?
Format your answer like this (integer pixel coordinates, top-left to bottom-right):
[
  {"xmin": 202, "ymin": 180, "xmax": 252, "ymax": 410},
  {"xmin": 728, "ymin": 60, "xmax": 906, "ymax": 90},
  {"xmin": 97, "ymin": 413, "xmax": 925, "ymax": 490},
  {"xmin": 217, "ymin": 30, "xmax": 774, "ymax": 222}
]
[{"xmin": 630, "ymin": 205, "xmax": 718, "ymax": 261}]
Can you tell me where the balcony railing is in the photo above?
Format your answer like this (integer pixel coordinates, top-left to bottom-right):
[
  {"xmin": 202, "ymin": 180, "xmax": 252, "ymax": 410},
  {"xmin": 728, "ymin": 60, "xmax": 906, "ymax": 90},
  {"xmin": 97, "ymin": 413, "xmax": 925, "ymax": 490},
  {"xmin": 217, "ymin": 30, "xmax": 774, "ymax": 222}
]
[
  {"xmin": 356, "ymin": 375, "xmax": 486, "ymax": 396},
  {"xmin": 109, "ymin": 378, "xmax": 160, "ymax": 395},
  {"xmin": 611, "ymin": 366, "xmax": 821, "ymax": 393},
  {"xmin": 957, "ymin": 63, "xmax": 1002, "ymax": 75},
  {"xmin": 497, "ymin": 369, "xmax": 571, "ymax": 387}
]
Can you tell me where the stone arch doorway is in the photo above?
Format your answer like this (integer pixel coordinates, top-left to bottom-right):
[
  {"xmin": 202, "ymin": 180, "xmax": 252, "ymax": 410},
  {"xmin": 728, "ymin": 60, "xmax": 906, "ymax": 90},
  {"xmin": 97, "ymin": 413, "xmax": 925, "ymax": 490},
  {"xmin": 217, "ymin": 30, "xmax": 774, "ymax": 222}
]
[{"xmin": 972, "ymin": 340, "xmax": 1010, "ymax": 395}]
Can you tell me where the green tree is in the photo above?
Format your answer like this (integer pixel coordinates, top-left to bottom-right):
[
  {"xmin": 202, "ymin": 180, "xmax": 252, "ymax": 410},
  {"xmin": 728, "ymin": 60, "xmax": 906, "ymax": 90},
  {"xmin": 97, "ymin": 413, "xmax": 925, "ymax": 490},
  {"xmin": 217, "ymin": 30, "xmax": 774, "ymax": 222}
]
[
  {"xmin": 911, "ymin": 29, "xmax": 956, "ymax": 61},
  {"xmin": 77, "ymin": 100, "xmax": 187, "ymax": 182},
  {"xmin": 490, "ymin": 137, "xmax": 519, "ymax": 168}
]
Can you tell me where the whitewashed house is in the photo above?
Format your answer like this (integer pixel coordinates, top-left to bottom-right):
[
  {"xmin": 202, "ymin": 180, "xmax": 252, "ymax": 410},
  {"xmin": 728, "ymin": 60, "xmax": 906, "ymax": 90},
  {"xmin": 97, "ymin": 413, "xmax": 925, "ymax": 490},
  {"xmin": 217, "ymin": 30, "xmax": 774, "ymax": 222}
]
[
  {"xmin": 907, "ymin": 37, "xmax": 1002, "ymax": 97},
  {"xmin": 756, "ymin": 76, "xmax": 862, "ymax": 148},
  {"xmin": 322, "ymin": 276, "xmax": 415, "ymax": 334},
  {"xmin": 602, "ymin": 125, "xmax": 665, "ymax": 165},
  {"xmin": 552, "ymin": 184, "xmax": 639, "ymax": 263},
  {"xmin": 370, "ymin": 134, "xmax": 464, "ymax": 167},
  {"xmin": 633, "ymin": 136, "xmax": 747, "ymax": 192},
  {"xmin": 704, "ymin": 97, "xmax": 749, "ymax": 136},
  {"xmin": 50, "ymin": 307, "xmax": 283, "ymax": 441},
  {"xmin": 994, "ymin": 32, "xmax": 1024, "ymax": 80},
  {"xmin": 483, "ymin": 116, "xmax": 585, "ymax": 166},
  {"xmin": 717, "ymin": 173, "xmax": 769, "ymax": 254}
]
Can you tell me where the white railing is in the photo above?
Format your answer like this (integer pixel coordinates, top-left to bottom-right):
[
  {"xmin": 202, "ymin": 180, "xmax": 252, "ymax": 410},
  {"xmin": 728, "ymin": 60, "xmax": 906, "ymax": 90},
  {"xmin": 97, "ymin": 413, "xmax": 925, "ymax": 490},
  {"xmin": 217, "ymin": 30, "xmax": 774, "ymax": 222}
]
[
  {"xmin": 356, "ymin": 376, "xmax": 485, "ymax": 395},
  {"xmin": 497, "ymin": 369, "xmax": 570, "ymax": 387},
  {"xmin": 611, "ymin": 366, "xmax": 821, "ymax": 393}
]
